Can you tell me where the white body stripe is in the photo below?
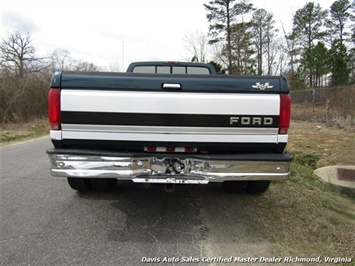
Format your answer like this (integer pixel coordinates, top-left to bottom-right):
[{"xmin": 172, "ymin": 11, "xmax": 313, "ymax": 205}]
[
  {"xmin": 61, "ymin": 90, "xmax": 279, "ymax": 115},
  {"xmin": 278, "ymin": 135, "xmax": 288, "ymax": 143},
  {"xmin": 62, "ymin": 131, "xmax": 278, "ymax": 143},
  {"xmin": 58, "ymin": 127, "xmax": 288, "ymax": 143},
  {"xmin": 50, "ymin": 130, "xmax": 62, "ymax": 140},
  {"xmin": 61, "ymin": 124, "xmax": 278, "ymax": 135}
]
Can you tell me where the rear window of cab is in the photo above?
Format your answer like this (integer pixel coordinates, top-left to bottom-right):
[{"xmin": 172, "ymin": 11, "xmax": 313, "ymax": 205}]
[{"xmin": 132, "ymin": 65, "xmax": 210, "ymax": 75}]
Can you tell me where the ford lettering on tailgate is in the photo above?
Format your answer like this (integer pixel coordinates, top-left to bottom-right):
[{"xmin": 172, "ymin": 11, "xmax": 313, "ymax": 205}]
[{"xmin": 229, "ymin": 116, "xmax": 275, "ymax": 126}]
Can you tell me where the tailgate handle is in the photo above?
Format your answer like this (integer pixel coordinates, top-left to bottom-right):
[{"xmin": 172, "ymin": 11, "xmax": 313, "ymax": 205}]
[{"xmin": 162, "ymin": 83, "xmax": 181, "ymax": 90}]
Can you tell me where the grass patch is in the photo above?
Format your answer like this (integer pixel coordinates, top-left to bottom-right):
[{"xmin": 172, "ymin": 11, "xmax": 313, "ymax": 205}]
[
  {"xmin": 257, "ymin": 176, "xmax": 355, "ymax": 260},
  {"xmin": 250, "ymin": 121, "xmax": 355, "ymax": 261},
  {"xmin": 0, "ymin": 118, "xmax": 49, "ymax": 146},
  {"xmin": 293, "ymin": 152, "xmax": 320, "ymax": 170},
  {"xmin": 290, "ymin": 151, "xmax": 320, "ymax": 183}
]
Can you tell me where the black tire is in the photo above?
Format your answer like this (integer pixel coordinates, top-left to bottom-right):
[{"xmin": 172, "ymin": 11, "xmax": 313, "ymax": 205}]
[
  {"xmin": 90, "ymin": 178, "xmax": 117, "ymax": 191},
  {"xmin": 223, "ymin": 181, "xmax": 248, "ymax": 193},
  {"xmin": 246, "ymin": 180, "xmax": 271, "ymax": 194},
  {"xmin": 67, "ymin": 177, "xmax": 92, "ymax": 191}
]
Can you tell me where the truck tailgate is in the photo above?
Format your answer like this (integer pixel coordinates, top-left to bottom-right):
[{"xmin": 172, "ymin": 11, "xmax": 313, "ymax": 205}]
[{"xmin": 50, "ymin": 72, "xmax": 290, "ymax": 153}]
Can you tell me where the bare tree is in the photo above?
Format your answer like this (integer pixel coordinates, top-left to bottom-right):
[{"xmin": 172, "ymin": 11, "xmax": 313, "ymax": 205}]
[
  {"xmin": 0, "ymin": 31, "xmax": 38, "ymax": 78},
  {"xmin": 50, "ymin": 48, "xmax": 74, "ymax": 71},
  {"xmin": 209, "ymin": 42, "xmax": 229, "ymax": 70},
  {"xmin": 73, "ymin": 60, "xmax": 101, "ymax": 72},
  {"xmin": 281, "ymin": 22, "xmax": 299, "ymax": 77},
  {"xmin": 48, "ymin": 49, "xmax": 101, "ymax": 72},
  {"xmin": 269, "ymin": 37, "xmax": 286, "ymax": 75},
  {"xmin": 106, "ymin": 61, "xmax": 121, "ymax": 72},
  {"xmin": 183, "ymin": 30, "xmax": 209, "ymax": 62}
]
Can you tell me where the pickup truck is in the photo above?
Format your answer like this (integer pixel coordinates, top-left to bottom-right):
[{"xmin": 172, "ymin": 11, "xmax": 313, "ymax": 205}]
[{"xmin": 47, "ymin": 61, "xmax": 293, "ymax": 193}]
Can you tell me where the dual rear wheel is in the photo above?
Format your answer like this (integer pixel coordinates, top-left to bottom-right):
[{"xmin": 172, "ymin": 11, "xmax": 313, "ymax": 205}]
[
  {"xmin": 67, "ymin": 177, "xmax": 117, "ymax": 192},
  {"xmin": 67, "ymin": 178, "xmax": 270, "ymax": 194},
  {"xmin": 222, "ymin": 180, "xmax": 271, "ymax": 194}
]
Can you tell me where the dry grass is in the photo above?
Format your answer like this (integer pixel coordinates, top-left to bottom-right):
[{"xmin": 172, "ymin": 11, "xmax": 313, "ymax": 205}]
[
  {"xmin": 287, "ymin": 120, "xmax": 355, "ymax": 167},
  {"xmin": 263, "ymin": 180, "xmax": 355, "ymax": 260},
  {"xmin": 0, "ymin": 118, "xmax": 49, "ymax": 146},
  {"xmin": 292, "ymin": 103, "xmax": 354, "ymax": 129},
  {"xmin": 291, "ymin": 86, "xmax": 355, "ymax": 128},
  {"xmin": 253, "ymin": 120, "xmax": 355, "ymax": 262}
]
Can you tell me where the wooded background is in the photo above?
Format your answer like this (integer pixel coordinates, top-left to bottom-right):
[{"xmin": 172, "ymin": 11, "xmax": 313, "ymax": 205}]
[
  {"xmin": 1, "ymin": 0, "xmax": 354, "ymax": 125},
  {"xmin": 291, "ymin": 86, "xmax": 354, "ymax": 126}
]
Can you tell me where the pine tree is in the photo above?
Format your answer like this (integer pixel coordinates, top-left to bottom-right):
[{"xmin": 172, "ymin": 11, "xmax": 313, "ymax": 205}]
[
  {"xmin": 292, "ymin": 2, "xmax": 328, "ymax": 87},
  {"xmin": 250, "ymin": 8, "xmax": 278, "ymax": 75},
  {"xmin": 350, "ymin": 0, "xmax": 355, "ymax": 44},
  {"xmin": 328, "ymin": 0, "xmax": 352, "ymax": 45},
  {"xmin": 204, "ymin": 0, "xmax": 254, "ymax": 74},
  {"xmin": 328, "ymin": 39, "xmax": 350, "ymax": 86},
  {"xmin": 230, "ymin": 22, "xmax": 255, "ymax": 75},
  {"xmin": 303, "ymin": 42, "xmax": 329, "ymax": 87}
]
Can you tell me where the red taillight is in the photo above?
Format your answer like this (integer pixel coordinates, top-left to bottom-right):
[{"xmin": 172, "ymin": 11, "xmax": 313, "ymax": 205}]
[
  {"xmin": 48, "ymin": 88, "xmax": 61, "ymax": 130},
  {"xmin": 147, "ymin": 146, "xmax": 157, "ymax": 152},
  {"xmin": 279, "ymin": 94, "xmax": 291, "ymax": 134},
  {"xmin": 185, "ymin": 147, "xmax": 194, "ymax": 153}
]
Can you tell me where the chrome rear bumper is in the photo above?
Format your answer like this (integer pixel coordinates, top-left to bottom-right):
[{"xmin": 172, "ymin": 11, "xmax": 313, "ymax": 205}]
[{"xmin": 47, "ymin": 149, "xmax": 293, "ymax": 184}]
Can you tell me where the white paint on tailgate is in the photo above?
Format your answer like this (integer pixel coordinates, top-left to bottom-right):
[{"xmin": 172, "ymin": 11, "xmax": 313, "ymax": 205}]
[
  {"xmin": 50, "ymin": 130, "xmax": 62, "ymax": 140},
  {"xmin": 61, "ymin": 90, "xmax": 279, "ymax": 115},
  {"xmin": 61, "ymin": 124, "xmax": 279, "ymax": 135},
  {"xmin": 277, "ymin": 134, "xmax": 288, "ymax": 143},
  {"xmin": 62, "ymin": 131, "xmax": 278, "ymax": 143}
]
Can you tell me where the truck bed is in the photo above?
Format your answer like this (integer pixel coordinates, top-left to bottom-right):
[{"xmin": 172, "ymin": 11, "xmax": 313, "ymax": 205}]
[
  {"xmin": 47, "ymin": 68, "xmax": 292, "ymax": 192},
  {"xmin": 50, "ymin": 71, "xmax": 290, "ymax": 154}
]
